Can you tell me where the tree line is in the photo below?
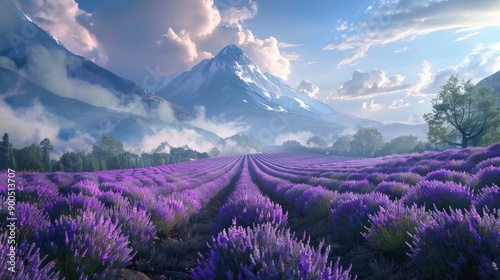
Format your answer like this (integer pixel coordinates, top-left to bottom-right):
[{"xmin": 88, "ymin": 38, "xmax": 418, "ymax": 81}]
[
  {"xmin": 284, "ymin": 128, "xmax": 432, "ymax": 157},
  {"xmin": 0, "ymin": 134, "xmax": 208, "ymax": 172}
]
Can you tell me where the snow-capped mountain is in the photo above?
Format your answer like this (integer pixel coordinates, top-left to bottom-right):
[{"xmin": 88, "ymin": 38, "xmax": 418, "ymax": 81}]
[
  {"xmin": 0, "ymin": 2, "xmax": 217, "ymax": 145},
  {"xmin": 157, "ymin": 44, "xmax": 379, "ymax": 142},
  {"xmin": 159, "ymin": 44, "xmax": 336, "ymax": 116}
]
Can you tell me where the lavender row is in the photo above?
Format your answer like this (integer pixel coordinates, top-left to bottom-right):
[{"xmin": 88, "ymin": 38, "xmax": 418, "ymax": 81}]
[
  {"xmin": 194, "ymin": 157, "xmax": 355, "ymax": 279},
  {"xmin": 248, "ymin": 145, "xmax": 500, "ymax": 278}
]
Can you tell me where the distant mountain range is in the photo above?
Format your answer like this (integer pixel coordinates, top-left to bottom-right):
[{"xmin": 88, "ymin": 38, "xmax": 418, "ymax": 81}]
[
  {"xmin": 1, "ymin": 1, "xmax": 430, "ymax": 151},
  {"xmin": 478, "ymin": 70, "xmax": 500, "ymax": 105}
]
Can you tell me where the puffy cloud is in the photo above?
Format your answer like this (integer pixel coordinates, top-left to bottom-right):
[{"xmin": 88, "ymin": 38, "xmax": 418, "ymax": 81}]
[
  {"xmin": 186, "ymin": 106, "xmax": 250, "ymax": 138},
  {"xmin": 2, "ymin": 45, "xmax": 174, "ymax": 122},
  {"xmin": 338, "ymin": 69, "xmax": 407, "ymax": 98},
  {"xmin": 361, "ymin": 100, "xmax": 382, "ymax": 111},
  {"xmin": 419, "ymin": 43, "xmax": 500, "ymax": 94},
  {"xmin": 325, "ymin": 0, "xmax": 500, "ymax": 66},
  {"xmin": 0, "ymin": 98, "xmax": 95, "ymax": 156},
  {"xmin": 13, "ymin": 0, "xmax": 106, "ymax": 63},
  {"xmin": 85, "ymin": 0, "xmax": 221, "ymax": 80},
  {"xmin": 295, "ymin": 80, "xmax": 320, "ymax": 98},
  {"xmin": 388, "ymin": 99, "xmax": 410, "ymax": 109}
]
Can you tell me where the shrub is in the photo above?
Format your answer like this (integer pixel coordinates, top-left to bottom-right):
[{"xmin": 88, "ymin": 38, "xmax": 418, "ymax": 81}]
[
  {"xmin": 283, "ymin": 184, "xmax": 310, "ymax": 208},
  {"xmin": 109, "ymin": 206, "xmax": 157, "ymax": 258},
  {"xmin": 402, "ymin": 180, "xmax": 473, "ymax": 212},
  {"xmin": 408, "ymin": 208, "xmax": 500, "ymax": 279},
  {"xmin": 472, "ymin": 157, "xmax": 500, "ymax": 173},
  {"xmin": 0, "ymin": 234, "xmax": 59, "ymax": 280},
  {"xmin": 35, "ymin": 212, "xmax": 133, "ymax": 279},
  {"xmin": 374, "ymin": 181, "xmax": 409, "ymax": 199},
  {"xmin": 0, "ymin": 202, "xmax": 50, "ymax": 243},
  {"xmin": 59, "ymin": 179, "xmax": 101, "ymax": 197},
  {"xmin": 338, "ymin": 180, "xmax": 375, "ymax": 194},
  {"xmin": 364, "ymin": 203, "xmax": 427, "ymax": 257},
  {"xmin": 215, "ymin": 195, "xmax": 288, "ymax": 233},
  {"xmin": 384, "ymin": 172, "xmax": 422, "ymax": 186},
  {"xmin": 468, "ymin": 166, "xmax": 500, "ymax": 193},
  {"xmin": 298, "ymin": 188, "xmax": 336, "ymax": 220},
  {"xmin": 193, "ymin": 222, "xmax": 355, "ymax": 280},
  {"xmin": 14, "ymin": 184, "xmax": 59, "ymax": 206},
  {"xmin": 96, "ymin": 191, "xmax": 130, "ymax": 209},
  {"xmin": 330, "ymin": 193, "xmax": 393, "ymax": 245},
  {"xmin": 425, "ymin": 169, "xmax": 470, "ymax": 186},
  {"xmin": 365, "ymin": 173, "xmax": 387, "ymax": 185},
  {"xmin": 43, "ymin": 194, "xmax": 106, "ymax": 221},
  {"xmin": 473, "ymin": 185, "xmax": 500, "ymax": 214}
]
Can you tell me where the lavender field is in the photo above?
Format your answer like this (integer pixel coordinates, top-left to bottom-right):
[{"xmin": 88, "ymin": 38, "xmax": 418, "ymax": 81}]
[{"xmin": 2, "ymin": 143, "xmax": 500, "ymax": 280}]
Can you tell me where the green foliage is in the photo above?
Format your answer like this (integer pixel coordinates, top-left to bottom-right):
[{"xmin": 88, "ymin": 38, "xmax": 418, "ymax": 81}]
[
  {"xmin": 283, "ymin": 139, "xmax": 303, "ymax": 150},
  {"xmin": 15, "ymin": 144, "xmax": 43, "ymax": 172},
  {"xmin": 350, "ymin": 128, "xmax": 384, "ymax": 157},
  {"xmin": 306, "ymin": 136, "xmax": 328, "ymax": 147},
  {"xmin": 92, "ymin": 135, "xmax": 125, "ymax": 160},
  {"xmin": 424, "ymin": 75, "xmax": 500, "ymax": 148},
  {"xmin": 0, "ymin": 133, "xmax": 16, "ymax": 170},
  {"xmin": 331, "ymin": 135, "xmax": 352, "ymax": 155},
  {"xmin": 378, "ymin": 135, "xmax": 419, "ymax": 156}
]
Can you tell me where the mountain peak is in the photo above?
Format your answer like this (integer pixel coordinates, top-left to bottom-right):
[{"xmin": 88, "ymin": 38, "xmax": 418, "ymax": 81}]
[{"xmin": 219, "ymin": 44, "xmax": 244, "ymax": 55}]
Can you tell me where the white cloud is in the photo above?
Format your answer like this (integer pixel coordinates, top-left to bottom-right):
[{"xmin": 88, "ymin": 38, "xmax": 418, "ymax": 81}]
[
  {"xmin": 0, "ymin": 98, "xmax": 95, "ymax": 156},
  {"xmin": 361, "ymin": 100, "xmax": 382, "ymax": 111},
  {"xmin": 128, "ymin": 128, "xmax": 215, "ymax": 154},
  {"xmin": 325, "ymin": 0, "xmax": 500, "ymax": 66},
  {"xmin": 338, "ymin": 68, "xmax": 407, "ymax": 98},
  {"xmin": 273, "ymin": 131, "xmax": 315, "ymax": 146},
  {"xmin": 295, "ymin": 80, "xmax": 320, "ymax": 98},
  {"xmin": 186, "ymin": 106, "xmax": 250, "ymax": 138},
  {"xmin": 13, "ymin": 0, "xmax": 106, "ymax": 64},
  {"xmin": 1, "ymin": 45, "xmax": 175, "ymax": 122},
  {"xmin": 388, "ymin": 99, "xmax": 410, "ymax": 109},
  {"xmin": 395, "ymin": 46, "xmax": 408, "ymax": 53},
  {"xmin": 336, "ymin": 20, "xmax": 348, "ymax": 31},
  {"xmin": 455, "ymin": 32, "xmax": 480, "ymax": 42}
]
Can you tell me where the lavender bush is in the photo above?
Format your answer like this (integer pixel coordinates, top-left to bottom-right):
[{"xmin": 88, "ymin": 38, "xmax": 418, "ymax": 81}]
[
  {"xmin": 468, "ymin": 166, "xmax": 500, "ymax": 193},
  {"xmin": 364, "ymin": 203, "xmax": 427, "ymax": 257},
  {"xmin": 408, "ymin": 208, "xmax": 500, "ymax": 279},
  {"xmin": 473, "ymin": 185, "xmax": 500, "ymax": 214},
  {"xmin": 35, "ymin": 212, "xmax": 133, "ymax": 279},
  {"xmin": 193, "ymin": 222, "xmax": 356, "ymax": 280},
  {"xmin": 425, "ymin": 169, "xmax": 470, "ymax": 185},
  {"xmin": 402, "ymin": 180, "xmax": 473, "ymax": 212},
  {"xmin": 0, "ymin": 234, "xmax": 59, "ymax": 280},
  {"xmin": 329, "ymin": 193, "xmax": 393, "ymax": 245},
  {"xmin": 374, "ymin": 181, "xmax": 409, "ymax": 199}
]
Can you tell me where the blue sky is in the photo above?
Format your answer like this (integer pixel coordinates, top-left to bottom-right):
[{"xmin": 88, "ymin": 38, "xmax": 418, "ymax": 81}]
[{"xmin": 14, "ymin": 0, "xmax": 500, "ymax": 125}]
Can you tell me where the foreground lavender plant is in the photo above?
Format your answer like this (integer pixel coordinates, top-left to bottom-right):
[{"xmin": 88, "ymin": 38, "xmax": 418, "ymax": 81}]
[
  {"xmin": 35, "ymin": 212, "xmax": 133, "ymax": 279},
  {"xmin": 402, "ymin": 180, "xmax": 473, "ymax": 212},
  {"xmin": 0, "ymin": 234, "xmax": 59, "ymax": 280},
  {"xmin": 408, "ymin": 208, "xmax": 500, "ymax": 279},
  {"xmin": 364, "ymin": 203, "xmax": 427, "ymax": 257},
  {"xmin": 193, "ymin": 222, "xmax": 356, "ymax": 280}
]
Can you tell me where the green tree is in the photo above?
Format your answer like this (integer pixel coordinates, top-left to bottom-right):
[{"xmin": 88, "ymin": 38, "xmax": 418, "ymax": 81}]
[
  {"xmin": 378, "ymin": 135, "xmax": 419, "ymax": 156},
  {"xmin": 331, "ymin": 135, "xmax": 352, "ymax": 155},
  {"xmin": 424, "ymin": 75, "xmax": 500, "ymax": 148},
  {"xmin": 306, "ymin": 136, "xmax": 328, "ymax": 147},
  {"xmin": 60, "ymin": 151, "xmax": 83, "ymax": 172},
  {"xmin": 15, "ymin": 144, "xmax": 43, "ymax": 171},
  {"xmin": 0, "ymin": 133, "xmax": 17, "ymax": 170},
  {"xmin": 39, "ymin": 138, "xmax": 53, "ymax": 172},
  {"xmin": 350, "ymin": 128, "xmax": 384, "ymax": 157},
  {"xmin": 92, "ymin": 135, "xmax": 125, "ymax": 170}
]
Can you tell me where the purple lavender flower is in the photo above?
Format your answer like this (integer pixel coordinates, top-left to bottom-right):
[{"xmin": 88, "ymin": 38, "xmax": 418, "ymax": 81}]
[
  {"xmin": 402, "ymin": 180, "xmax": 473, "ymax": 212},
  {"xmin": 330, "ymin": 193, "xmax": 394, "ymax": 245},
  {"xmin": 425, "ymin": 169, "xmax": 470, "ymax": 185},
  {"xmin": 0, "ymin": 235, "xmax": 59, "ymax": 280},
  {"xmin": 469, "ymin": 166, "xmax": 500, "ymax": 192},
  {"xmin": 338, "ymin": 180, "xmax": 375, "ymax": 194},
  {"xmin": 43, "ymin": 193, "xmax": 106, "ymax": 221},
  {"xmin": 364, "ymin": 203, "xmax": 427, "ymax": 257},
  {"xmin": 473, "ymin": 185, "xmax": 500, "ymax": 214},
  {"xmin": 374, "ymin": 181, "xmax": 409, "ymax": 199},
  {"xmin": 34, "ymin": 212, "xmax": 133, "ymax": 279},
  {"xmin": 193, "ymin": 222, "xmax": 355, "ymax": 280},
  {"xmin": 408, "ymin": 208, "xmax": 500, "ymax": 279}
]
